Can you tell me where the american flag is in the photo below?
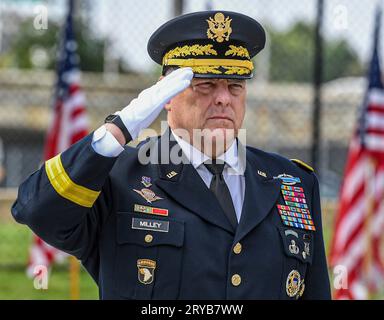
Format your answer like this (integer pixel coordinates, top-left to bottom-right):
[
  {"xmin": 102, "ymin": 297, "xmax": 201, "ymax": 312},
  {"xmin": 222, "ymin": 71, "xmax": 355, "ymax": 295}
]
[
  {"xmin": 27, "ymin": 0, "xmax": 88, "ymax": 276},
  {"xmin": 330, "ymin": 8, "xmax": 384, "ymax": 299}
]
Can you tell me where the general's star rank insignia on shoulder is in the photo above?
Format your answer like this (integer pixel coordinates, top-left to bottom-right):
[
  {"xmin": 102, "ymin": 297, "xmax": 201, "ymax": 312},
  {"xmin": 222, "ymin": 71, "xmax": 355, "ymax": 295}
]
[{"xmin": 137, "ymin": 259, "xmax": 156, "ymax": 285}]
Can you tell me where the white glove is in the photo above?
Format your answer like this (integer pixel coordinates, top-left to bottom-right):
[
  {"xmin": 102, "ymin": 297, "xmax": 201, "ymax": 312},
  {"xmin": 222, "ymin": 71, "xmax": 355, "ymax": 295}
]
[{"xmin": 117, "ymin": 67, "xmax": 194, "ymax": 140}]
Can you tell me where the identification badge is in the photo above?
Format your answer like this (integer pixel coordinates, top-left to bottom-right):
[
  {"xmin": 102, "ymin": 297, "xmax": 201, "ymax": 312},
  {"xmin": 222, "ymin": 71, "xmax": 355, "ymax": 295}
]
[{"xmin": 132, "ymin": 217, "xmax": 169, "ymax": 233}]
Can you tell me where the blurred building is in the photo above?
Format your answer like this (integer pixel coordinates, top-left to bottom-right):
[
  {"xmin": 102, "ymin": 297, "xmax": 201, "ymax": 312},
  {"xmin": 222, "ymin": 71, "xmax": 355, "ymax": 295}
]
[{"xmin": 0, "ymin": 68, "xmax": 365, "ymax": 198}]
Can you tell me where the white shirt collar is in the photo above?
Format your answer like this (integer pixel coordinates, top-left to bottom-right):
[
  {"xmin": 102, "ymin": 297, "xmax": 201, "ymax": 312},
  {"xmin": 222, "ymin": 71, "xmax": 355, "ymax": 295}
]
[{"xmin": 171, "ymin": 129, "xmax": 244, "ymax": 175}]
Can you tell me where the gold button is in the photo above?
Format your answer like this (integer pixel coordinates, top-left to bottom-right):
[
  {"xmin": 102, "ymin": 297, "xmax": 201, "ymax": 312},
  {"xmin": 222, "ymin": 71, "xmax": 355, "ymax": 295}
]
[
  {"xmin": 231, "ymin": 274, "xmax": 241, "ymax": 286},
  {"xmin": 144, "ymin": 234, "xmax": 153, "ymax": 243},
  {"xmin": 233, "ymin": 242, "xmax": 242, "ymax": 254}
]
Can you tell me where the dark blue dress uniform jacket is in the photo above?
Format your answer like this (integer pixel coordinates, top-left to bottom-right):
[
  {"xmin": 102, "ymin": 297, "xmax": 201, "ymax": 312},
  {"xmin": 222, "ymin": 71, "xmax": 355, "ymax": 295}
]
[{"xmin": 11, "ymin": 130, "xmax": 331, "ymax": 299}]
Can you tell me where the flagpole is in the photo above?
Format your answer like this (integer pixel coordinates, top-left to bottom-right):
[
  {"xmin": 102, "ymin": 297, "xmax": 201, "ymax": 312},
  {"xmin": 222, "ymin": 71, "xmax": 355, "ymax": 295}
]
[
  {"xmin": 69, "ymin": 256, "xmax": 80, "ymax": 300},
  {"xmin": 65, "ymin": 0, "xmax": 81, "ymax": 300},
  {"xmin": 363, "ymin": 156, "xmax": 376, "ymax": 299}
]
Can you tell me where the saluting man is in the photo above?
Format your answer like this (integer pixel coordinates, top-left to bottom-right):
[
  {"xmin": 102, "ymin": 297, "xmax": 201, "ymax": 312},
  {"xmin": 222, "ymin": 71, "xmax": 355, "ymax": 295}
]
[{"xmin": 12, "ymin": 11, "xmax": 331, "ymax": 299}]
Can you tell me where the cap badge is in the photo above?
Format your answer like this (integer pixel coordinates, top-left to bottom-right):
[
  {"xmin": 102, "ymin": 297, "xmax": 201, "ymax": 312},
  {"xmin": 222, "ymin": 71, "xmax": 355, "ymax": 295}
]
[{"xmin": 206, "ymin": 12, "xmax": 232, "ymax": 43}]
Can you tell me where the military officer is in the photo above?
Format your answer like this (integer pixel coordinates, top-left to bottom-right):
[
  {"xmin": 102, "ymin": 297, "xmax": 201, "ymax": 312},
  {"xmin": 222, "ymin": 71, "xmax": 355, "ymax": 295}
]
[{"xmin": 11, "ymin": 11, "xmax": 331, "ymax": 299}]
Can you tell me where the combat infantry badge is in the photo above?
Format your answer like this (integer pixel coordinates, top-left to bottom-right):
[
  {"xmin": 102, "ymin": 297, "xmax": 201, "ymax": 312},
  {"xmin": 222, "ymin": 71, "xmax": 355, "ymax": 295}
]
[
  {"xmin": 137, "ymin": 259, "xmax": 156, "ymax": 285},
  {"xmin": 275, "ymin": 173, "xmax": 301, "ymax": 185},
  {"xmin": 206, "ymin": 12, "xmax": 232, "ymax": 42},
  {"xmin": 133, "ymin": 188, "xmax": 163, "ymax": 203}
]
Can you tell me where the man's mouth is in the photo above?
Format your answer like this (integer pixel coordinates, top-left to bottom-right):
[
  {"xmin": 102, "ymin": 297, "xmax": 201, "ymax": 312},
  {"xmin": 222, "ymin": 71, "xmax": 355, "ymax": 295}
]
[{"xmin": 207, "ymin": 116, "xmax": 233, "ymax": 122}]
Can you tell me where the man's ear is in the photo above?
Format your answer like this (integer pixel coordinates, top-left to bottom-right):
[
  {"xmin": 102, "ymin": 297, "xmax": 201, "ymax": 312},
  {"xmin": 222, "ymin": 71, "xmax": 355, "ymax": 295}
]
[{"xmin": 164, "ymin": 102, "xmax": 172, "ymax": 111}]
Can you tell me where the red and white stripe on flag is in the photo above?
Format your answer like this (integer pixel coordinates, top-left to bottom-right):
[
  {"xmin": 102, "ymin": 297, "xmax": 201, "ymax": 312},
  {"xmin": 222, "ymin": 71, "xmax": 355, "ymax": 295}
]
[
  {"xmin": 330, "ymin": 88, "xmax": 384, "ymax": 299},
  {"xmin": 27, "ymin": 0, "xmax": 88, "ymax": 276},
  {"xmin": 27, "ymin": 70, "xmax": 88, "ymax": 277},
  {"xmin": 44, "ymin": 72, "xmax": 88, "ymax": 159}
]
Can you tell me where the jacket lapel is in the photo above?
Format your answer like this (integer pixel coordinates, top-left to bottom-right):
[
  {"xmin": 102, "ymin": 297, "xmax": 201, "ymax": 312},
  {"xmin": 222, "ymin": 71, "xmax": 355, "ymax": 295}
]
[
  {"xmin": 234, "ymin": 149, "xmax": 282, "ymax": 243},
  {"xmin": 152, "ymin": 129, "xmax": 235, "ymax": 234}
]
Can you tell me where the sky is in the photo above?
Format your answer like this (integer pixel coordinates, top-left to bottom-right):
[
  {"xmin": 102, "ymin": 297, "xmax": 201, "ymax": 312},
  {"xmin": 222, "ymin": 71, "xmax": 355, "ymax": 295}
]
[
  {"xmin": 1, "ymin": 0, "xmax": 382, "ymax": 74},
  {"xmin": 92, "ymin": 0, "xmax": 381, "ymax": 73}
]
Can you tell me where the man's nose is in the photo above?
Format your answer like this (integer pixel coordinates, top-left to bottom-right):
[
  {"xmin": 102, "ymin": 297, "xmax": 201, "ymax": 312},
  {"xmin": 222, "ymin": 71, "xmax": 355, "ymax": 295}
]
[{"xmin": 213, "ymin": 84, "xmax": 232, "ymax": 107}]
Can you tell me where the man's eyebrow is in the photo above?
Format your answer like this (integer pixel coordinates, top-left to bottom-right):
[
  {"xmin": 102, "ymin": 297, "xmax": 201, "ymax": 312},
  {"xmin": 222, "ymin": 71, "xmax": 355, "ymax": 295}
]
[
  {"xmin": 228, "ymin": 79, "xmax": 246, "ymax": 84},
  {"xmin": 192, "ymin": 79, "xmax": 216, "ymax": 84}
]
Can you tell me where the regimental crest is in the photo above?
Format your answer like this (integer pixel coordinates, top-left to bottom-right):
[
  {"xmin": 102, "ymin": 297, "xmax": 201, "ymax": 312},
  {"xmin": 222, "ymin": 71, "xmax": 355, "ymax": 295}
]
[
  {"xmin": 206, "ymin": 12, "xmax": 232, "ymax": 43},
  {"xmin": 137, "ymin": 259, "xmax": 156, "ymax": 285},
  {"xmin": 133, "ymin": 188, "xmax": 163, "ymax": 203},
  {"xmin": 141, "ymin": 176, "xmax": 152, "ymax": 188}
]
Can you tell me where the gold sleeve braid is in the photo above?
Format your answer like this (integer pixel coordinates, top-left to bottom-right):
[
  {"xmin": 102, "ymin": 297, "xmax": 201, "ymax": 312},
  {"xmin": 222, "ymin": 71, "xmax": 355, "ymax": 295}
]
[{"xmin": 45, "ymin": 154, "xmax": 101, "ymax": 207}]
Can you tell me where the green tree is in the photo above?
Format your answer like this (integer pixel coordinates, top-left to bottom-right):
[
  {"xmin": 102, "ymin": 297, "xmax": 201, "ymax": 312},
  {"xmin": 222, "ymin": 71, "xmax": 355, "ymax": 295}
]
[
  {"xmin": 269, "ymin": 22, "xmax": 363, "ymax": 83},
  {"xmin": 4, "ymin": 18, "xmax": 116, "ymax": 72}
]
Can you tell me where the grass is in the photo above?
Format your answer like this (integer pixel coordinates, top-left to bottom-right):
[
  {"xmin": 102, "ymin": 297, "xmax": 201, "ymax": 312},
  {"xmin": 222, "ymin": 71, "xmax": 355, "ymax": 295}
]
[
  {"xmin": 0, "ymin": 222, "xmax": 30, "ymax": 265},
  {"xmin": 0, "ymin": 221, "xmax": 98, "ymax": 299},
  {"xmin": 0, "ymin": 268, "xmax": 98, "ymax": 300}
]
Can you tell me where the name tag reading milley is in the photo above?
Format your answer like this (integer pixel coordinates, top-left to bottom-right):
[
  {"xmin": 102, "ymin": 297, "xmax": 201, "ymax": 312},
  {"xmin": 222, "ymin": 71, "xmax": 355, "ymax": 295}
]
[{"xmin": 132, "ymin": 217, "xmax": 169, "ymax": 233}]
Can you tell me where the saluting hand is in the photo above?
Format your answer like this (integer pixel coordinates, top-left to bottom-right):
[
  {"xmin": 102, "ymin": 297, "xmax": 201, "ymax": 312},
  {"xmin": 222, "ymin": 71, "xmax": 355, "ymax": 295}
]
[{"xmin": 115, "ymin": 67, "xmax": 194, "ymax": 141}]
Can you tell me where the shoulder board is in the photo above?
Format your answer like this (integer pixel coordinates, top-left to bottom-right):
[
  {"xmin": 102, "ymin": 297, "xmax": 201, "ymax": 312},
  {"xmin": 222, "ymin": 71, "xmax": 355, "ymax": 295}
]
[{"xmin": 290, "ymin": 159, "xmax": 314, "ymax": 173}]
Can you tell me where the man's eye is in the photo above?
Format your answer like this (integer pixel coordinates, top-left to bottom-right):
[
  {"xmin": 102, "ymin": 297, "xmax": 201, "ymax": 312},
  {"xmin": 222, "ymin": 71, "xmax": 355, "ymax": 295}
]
[
  {"xmin": 194, "ymin": 82, "xmax": 214, "ymax": 91},
  {"xmin": 230, "ymin": 84, "xmax": 244, "ymax": 90},
  {"xmin": 197, "ymin": 82, "xmax": 213, "ymax": 88}
]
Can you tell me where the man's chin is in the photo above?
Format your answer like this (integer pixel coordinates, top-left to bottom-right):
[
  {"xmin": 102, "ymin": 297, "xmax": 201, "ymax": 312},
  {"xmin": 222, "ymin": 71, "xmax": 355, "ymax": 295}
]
[
  {"xmin": 203, "ymin": 127, "xmax": 237, "ymax": 138},
  {"xmin": 199, "ymin": 127, "xmax": 237, "ymax": 154}
]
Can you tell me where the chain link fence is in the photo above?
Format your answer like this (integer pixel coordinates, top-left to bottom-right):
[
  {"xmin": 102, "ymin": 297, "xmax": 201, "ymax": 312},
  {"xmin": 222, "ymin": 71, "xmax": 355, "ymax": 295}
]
[{"xmin": 0, "ymin": 0, "xmax": 377, "ymax": 271}]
